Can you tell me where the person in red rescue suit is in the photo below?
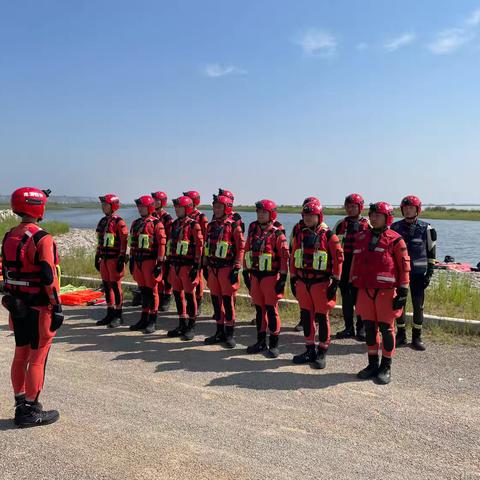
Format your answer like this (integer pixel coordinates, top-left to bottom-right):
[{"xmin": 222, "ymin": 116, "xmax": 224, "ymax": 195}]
[
  {"xmin": 94, "ymin": 194, "xmax": 128, "ymax": 328},
  {"xmin": 243, "ymin": 199, "xmax": 289, "ymax": 358},
  {"xmin": 166, "ymin": 196, "xmax": 204, "ymax": 341},
  {"xmin": 350, "ymin": 202, "xmax": 411, "ymax": 385},
  {"xmin": 183, "ymin": 191, "xmax": 208, "ymax": 315},
  {"xmin": 151, "ymin": 191, "xmax": 174, "ymax": 312},
  {"xmin": 289, "ymin": 196, "xmax": 324, "ymax": 332},
  {"xmin": 128, "ymin": 195, "xmax": 166, "ymax": 334},
  {"xmin": 1, "ymin": 187, "xmax": 64, "ymax": 428},
  {"xmin": 217, "ymin": 188, "xmax": 245, "ymax": 233},
  {"xmin": 290, "ymin": 201, "xmax": 344, "ymax": 369},
  {"xmin": 203, "ymin": 194, "xmax": 245, "ymax": 348},
  {"xmin": 333, "ymin": 193, "xmax": 370, "ymax": 341}
]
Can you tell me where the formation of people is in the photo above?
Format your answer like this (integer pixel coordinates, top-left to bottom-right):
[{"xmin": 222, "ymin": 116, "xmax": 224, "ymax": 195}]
[{"xmin": 0, "ymin": 186, "xmax": 437, "ymax": 428}]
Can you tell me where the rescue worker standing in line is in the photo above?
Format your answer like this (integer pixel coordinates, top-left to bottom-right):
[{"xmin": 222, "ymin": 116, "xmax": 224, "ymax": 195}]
[
  {"xmin": 1, "ymin": 188, "xmax": 63, "ymax": 427},
  {"xmin": 128, "ymin": 195, "xmax": 166, "ymax": 334},
  {"xmin": 203, "ymin": 194, "xmax": 245, "ymax": 348},
  {"xmin": 334, "ymin": 194, "xmax": 370, "ymax": 341},
  {"xmin": 290, "ymin": 201, "xmax": 344, "ymax": 369},
  {"xmin": 217, "ymin": 188, "xmax": 245, "ymax": 232},
  {"xmin": 350, "ymin": 202, "xmax": 410, "ymax": 384},
  {"xmin": 166, "ymin": 196, "xmax": 204, "ymax": 341},
  {"xmin": 151, "ymin": 191, "xmax": 174, "ymax": 312},
  {"xmin": 243, "ymin": 200, "xmax": 289, "ymax": 358},
  {"xmin": 94, "ymin": 194, "xmax": 128, "ymax": 328},
  {"xmin": 183, "ymin": 191, "xmax": 208, "ymax": 315},
  {"xmin": 391, "ymin": 195, "xmax": 436, "ymax": 351}
]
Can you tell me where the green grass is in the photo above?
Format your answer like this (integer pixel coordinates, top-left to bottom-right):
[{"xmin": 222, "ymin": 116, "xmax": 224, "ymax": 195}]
[{"xmin": 0, "ymin": 216, "xmax": 70, "ymax": 238}]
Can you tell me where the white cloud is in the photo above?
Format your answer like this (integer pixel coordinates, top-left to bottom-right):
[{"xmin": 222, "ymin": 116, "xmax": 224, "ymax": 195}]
[
  {"xmin": 466, "ymin": 8, "xmax": 480, "ymax": 26},
  {"xmin": 427, "ymin": 28, "xmax": 475, "ymax": 54},
  {"xmin": 384, "ymin": 32, "xmax": 416, "ymax": 51},
  {"xmin": 295, "ymin": 29, "xmax": 337, "ymax": 57},
  {"xmin": 356, "ymin": 42, "xmax": 368, "ymax": 51},
  {"xmin": 204, "ymin": 64, "xmax": 247, "ymax": 78}
]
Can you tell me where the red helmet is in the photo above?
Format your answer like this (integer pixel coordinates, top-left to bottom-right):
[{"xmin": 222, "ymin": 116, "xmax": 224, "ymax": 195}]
[
  {"xmin": 151, "ymin": 191, "xmax": 168, "ymax": 207},
  {"xmin": 302, "ymin": 196, "xmax": 320, "ymax": 206},
  {"xmin": 134, "ymin": 195, "xmax": 155, "ymax": 214},
  {"xmin": 183, "ymin": 190, "xmax": 200, "ymax": 206},
  {"xmin": 401, "ymin": 195, "xmax": 422, "ymax": 215},
  {"xmin": 218, "ymin": 188, "xmax": 235, "ymax": 202},
  {"xmin": 99, "ymin": 194, "xmax": 120, "ymax": 212},
  {"xmin": 302, "ymin": 201, "xmax": 324, "ymax": 223},
  {"xmin": 173, "ymin": 195, "xmax": 194, "ymax": 216},
  {"xmin": 255, "ymin": 199, "xmax": 277, "ymax": 221},
  {"xmin": 344, "ymin": 193, "xmax": 365, "ymax": 211},
  {"xmin": 212, "ymin": 194, "xmax": 233, "ymax": 215},
  {"xmin": 11, "ymin": 187, "xmax": 50, "ymax": 220},
  {"xmin": 369, "ymin": 202, "xmax": 395, "ymax": 226}
]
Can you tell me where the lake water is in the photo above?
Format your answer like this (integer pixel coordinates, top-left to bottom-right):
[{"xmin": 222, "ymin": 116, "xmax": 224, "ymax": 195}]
[{"xmin": 44, "ymin": 207, "xmax": 480, "ymax": 265}]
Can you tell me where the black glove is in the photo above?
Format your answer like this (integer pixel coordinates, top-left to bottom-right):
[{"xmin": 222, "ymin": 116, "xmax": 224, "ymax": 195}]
[
  {"xmin": 189, "ymin": 264, "xmax": 200, "ymax": 282},
  {"xmin": 392, "ymin": 287, "xmax": 409, "ymax": 310},
  {"xmin": 94, "ymin": 254, "xmax": 101, "ymax": 272},
  {"xmin": 153, "ymin": 260, "xmax": 163, "ymax": 278},
  {"xmin": 50, "ymin": 305, "xmax": 64, "ymax": 332},
  {"xmin": 116, "ymin": 255, "xmax": 126, "ymax": 273},
  {"xmin": 290, "ymin": 276, "xmax": 297, "ymax": 297},
  {"xmin": 203, "ymin": 266, "xmax": 209, "ymax": 282},
  {"xmin": 424, "ymin": 270, "xmax": 433, "ymax": 289},
  {"xmin": 129, "ymin": 256, "xmax": 135, "ymax": 275},
  {"xmin": 327, "ymin": 278, "xmax": 339, "ymax": 301},
  {"xmin": 275, "ymin": 273, "xmax": 287, "ymax": 295},
  {"xmin": 229, "ymin": 267, "xmax": 240, "ymax": 285},
  {"xmin": 243, "ymin": 270, "xmax": 251, "ymax": 291}
]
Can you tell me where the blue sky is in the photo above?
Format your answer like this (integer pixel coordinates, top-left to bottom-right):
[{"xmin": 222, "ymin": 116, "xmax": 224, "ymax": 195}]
[{"xmin": 1, "ymin": 0, "xmax": 479, "ymax": 205}]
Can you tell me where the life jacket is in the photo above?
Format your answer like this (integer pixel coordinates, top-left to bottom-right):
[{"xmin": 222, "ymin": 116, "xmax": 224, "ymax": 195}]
[
  {"xmin": 96, "ymin": 214, "xmax": 124, "ymax": 258},
  {"xmin": 129, "ymin": 216, "xmax": 160, "ymax": 261},
  {"xmin": 350, "ymin": 228, "xmax": 404, "ymax": 289},
  {"xmin": 335, "ymin": 217, "xmax": 369, "ymax": 255},
  {"xmin": 205, "ymin": 217, "xmax": 237, "ymax": 266},
  {"xmin": 1, "ymin": 223, "xmax": 58, "ymax": 304},
  {"xmin": 245, "ymin": 221, "xmax": 284, "ymax": 272},
  {"xmin": 391, "ymin": 219, "xmax": 429, "ymax": 275},
  {"xmin": 293, "ymin": 225, "xmax": 333, "ymax": 276},
  {"xmin": 166, "ymin": 217, "xmax": 198, "ymax": 264}
]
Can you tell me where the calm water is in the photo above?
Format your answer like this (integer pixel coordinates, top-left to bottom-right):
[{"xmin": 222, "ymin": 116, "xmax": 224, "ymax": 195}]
[{"xmin": 44, "ymin": 208, "xmax": 480, "ymax": 265}]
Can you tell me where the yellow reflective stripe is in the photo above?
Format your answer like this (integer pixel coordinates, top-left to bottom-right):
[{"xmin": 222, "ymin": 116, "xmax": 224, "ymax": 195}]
[
  {"xmin": 413, "ymin": 323, "xmax": 423, "ymax": 330},
  {"xmin": 294, "ymin": 249, "xmax": 303, "ymax": 269},
  {"xmin": 215, "ymin": 241, "xmax": 229, "ymax": 259},
  {"xmin": 166, "ymin": 240, "xmax": 172, "ymax": 256},
  {"xmin": 138, "ymin": 234, "xmax": 150, "ymax": 249},
  {"xmin": 176, "ymin": 240, "xmax": 189, "ymax": 256},
  {"xmin": 104, "ymin": 233, "xmax": 115, "ymax": 247},
  {"xmin": 245, "ymin": 251, "xmax": 252, "ymax": 269},
  {"xmin": 259, "ymin": 253, "xmax": 273, "ymax": 271},
  {"xmin": 313, "ymin": 250, "xmax": 328, "ymax": 270}
]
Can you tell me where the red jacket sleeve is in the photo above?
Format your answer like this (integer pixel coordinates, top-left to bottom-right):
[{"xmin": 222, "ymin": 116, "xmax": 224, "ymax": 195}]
[
  {"xmin": 232, "ymin": 225, "xmax": 245, "ymax": 269},
  {"xmin": 276, "ymin": 232, "xmax": 290, "ymax": 274},
  {"xmin": 328, "ymin": 233, "xmax": 344, "ymax": 280},
  {"xmin": 394, "ymin": 238, "xmax": 410, "ymax": 287},
  {"xmin": 192, "ymin": 223, "xmax": 204, "ymax": 264},
  {"xmin": 117, "ymin": 219, "xmax": 129, "ymax": 256},
  {"xmin": 155, "ymin": 222, "xmax": 167, "ymax": 261}
]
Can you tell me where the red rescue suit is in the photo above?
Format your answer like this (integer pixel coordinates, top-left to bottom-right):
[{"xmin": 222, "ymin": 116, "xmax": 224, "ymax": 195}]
[
  {"xmin": 190, "ymin": 209, "xmax": 208, "ymax": 306},
  {"xmin": 1, "ymin": 222, "xmax": 61, "ymax": 401},
  {"xmin": 153, "ymin": 209, "xmax": 173, "ymax": 297}
]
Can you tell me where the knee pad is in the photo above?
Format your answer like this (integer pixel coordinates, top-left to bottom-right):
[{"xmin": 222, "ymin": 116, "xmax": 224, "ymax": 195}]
[
  {"xmin": 379, "ymin": 322, "xmax": 394, "ymax": 352},
  {"xmin": 300, "ymin": 309, "xmax": 311, "ymax": 337},
  {"xmin": 222, "ymin": 296, "xmax": 233, "ymax": 322},
  {"xmin": 185, "ymin": 293, "xmax": 196, "ymax": 318},
  {"xmin": 111, "ymin": 282, "xmax": 121, "ymax": 306},
  {"xmin": 211, "ymin": 295, "xmax": 222, "ymax": 320},
  {"xmin": 255, "ymin": 305, "xmax": 263, "ymax": 331},
  {"xmin": 265, "ymin": 305, "xmax": 277, "ymax": 333},
  {"xmin": 102, "ymin": 281, "xmax": 112, "ymax": 305},
  {"xmin": 363, "ymin": 320, "xmax": 377, "ymax": 346}
]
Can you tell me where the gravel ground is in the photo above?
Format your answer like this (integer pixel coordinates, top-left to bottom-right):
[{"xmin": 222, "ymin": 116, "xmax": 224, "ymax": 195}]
[
  {"xmin": 55, "ymin": 228, "xmax": 97, "ymax": 256},
  {"xmin": 0, "ymin": 304, "xmax": 479, "ymax": 480}
]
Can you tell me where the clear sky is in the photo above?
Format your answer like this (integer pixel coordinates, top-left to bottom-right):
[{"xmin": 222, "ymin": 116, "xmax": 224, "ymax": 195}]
[{"xmin": 1, "ymin": 0, "xmax": 479, "ymax": 205}]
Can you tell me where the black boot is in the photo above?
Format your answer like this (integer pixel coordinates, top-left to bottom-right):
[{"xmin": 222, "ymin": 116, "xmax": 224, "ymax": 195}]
[
  {"xmin": 144, "ymin": 313, "xmax": 158, "ymax": 334},
  {"xmin": 14, "ymin": 401, "xmax": 60, "ymax": 428},
  {"xmin": 375, "ymin": 357, "xmax": 392, "ymax": 385},
  {"xmin": 108, "ymin": 309, "xmax": 123, "ymax": 328},
  {"xmin": 313, "ymin": 347, "xmax": 327, "ymax": 370},
  {"xmin": 266, "ymin": 335, "xmax": 280, "ymax": 358},
  {"xmin": 14, "ymin": 394, "xmax": 26, "ymax": 423},
  {"xmin": 167, "ymin": 318, "xmax": 187, "ymax": 337},
  {"xmin": 247, "ymin": 332, "xmax": 267, "ymax": 354},
  {"xmin": 204, "ymin": 324, "xmax": 225, "ymax": 345},
  {"xmin": 96, "ymin": 307, "xmax": 115, "ymax": 326},
  {"xmin": 293, "ymin": 345, "xmax": 317, "ymax": 364},
  {"xmin": 411, "ymin": 327, "xmax": 426, "ymax": 351},
  {"xmin": 294, "ymin": 320, "xmax": 303, "ymax": 332},
  {"xmin": 224, "ymin": 326, "xmax": 236, "ymax": 349},
  {"xmin": 336, "ymin": 326, "xmax": 355, "ymax": 339},
  {"xmin": 355, "ymin": 318, "xmax": 366, "ymax": 342},
  {"xmin": 181, "ymin": 319, "xmax": 196, "ymax": 341},
  {"xmin": 130, "ymin": 289, "xmax": 142, "ymax": 306},
  {"xmin": 357, "ymin": 355, "xmax": 380, "ymax": 380},
  {"xmin": 129, "ymin": 312, "xmax": 149, "ymax": 331},
  {"xmin": 396, "ymin": 326, "xmax": 407, "ymax": 346},
  {"xmin": 159, "ymin": 293, "xmax": 172, "ymax": 312}
]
